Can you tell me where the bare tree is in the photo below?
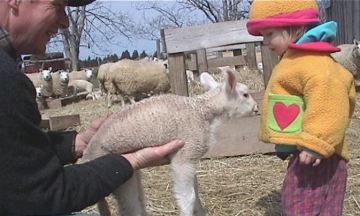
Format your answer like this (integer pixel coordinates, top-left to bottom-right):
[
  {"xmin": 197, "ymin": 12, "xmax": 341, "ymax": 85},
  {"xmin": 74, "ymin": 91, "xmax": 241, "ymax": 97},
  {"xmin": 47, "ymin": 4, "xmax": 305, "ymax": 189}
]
[
  {"xmin": 50, "ymin": 2, "xmax": 135, "ymax": 71},
  {"xmin": 135, "ymin": 0, "xmax": 251, "ymax": 43}
]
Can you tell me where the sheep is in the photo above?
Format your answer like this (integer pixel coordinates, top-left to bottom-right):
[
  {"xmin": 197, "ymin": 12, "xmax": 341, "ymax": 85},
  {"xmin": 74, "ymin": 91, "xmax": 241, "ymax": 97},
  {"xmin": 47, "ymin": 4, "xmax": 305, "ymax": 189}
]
[
  {"xmin": 97, "ymin": 62, "xmax": 114, "ymax": 96},
  {"xmin": 331, "ymin": 39, "xmax": 360, "ymax": 88},
  {"xmin": 25, "ymin": 68, "xmax": 53, "ymax": 97},
  {"xmin": 51, "ymin": 70, "xmax": 70, "ymax": 98},
  {"xmin": 80, "ymin": 66, "xmax": 258, "ymax": 216},
  {"xmin": 67, "ymin": 79, "xmax": 95, "ymax": 100},
  {"xmin": 104, "ymin": 59, "xmax": 170, "ymax": 107},
  {"xmin": 69, "ymin": 69, "xmax": 95, "ymax": 82}
]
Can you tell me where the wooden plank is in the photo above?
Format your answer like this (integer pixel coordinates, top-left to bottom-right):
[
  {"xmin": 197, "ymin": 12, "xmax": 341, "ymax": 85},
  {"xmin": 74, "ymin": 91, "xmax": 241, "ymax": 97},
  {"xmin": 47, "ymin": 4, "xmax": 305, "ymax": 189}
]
[
  {"xmin": 196, "ymin": 49, "xmax": 208, "ymax": 73},
  {"xmin": 185, "ymin": 59, "xmax": 197, "ymax": 71},
  {"xmin": 261, "ymin": 45, "xmax": 279, "ymax": 87},
  {"xmin": 204, "ymin": 115, "xmax": 274, "ymax": 158},
  {"xmin": 245, "ymin": 43, "xmax": 257, "ymax": 70},
  {"xmin": 46, "ymin": 92, "xmax": 88, "ymax": 109},
  {"xmin": 208, "ymin": 55, "xmax": 246, "ymax": 68},
  {"xmin": 156, "ymin": 39, "xmax": 161, "ymax": 59},
  {"xmin": 49, "ymin": 114, "xmax": 81, "ymax": 130},
  {"xmin": 168, "ymin": 53, "xmax": 188, "ymax": 96},
  {"xmin": 163, "ymin": 20, "xmax": 263, "ymax": 53},
  {"xmin": 207, "ymin": 44, "xmax": 246, "ymax": 52}
]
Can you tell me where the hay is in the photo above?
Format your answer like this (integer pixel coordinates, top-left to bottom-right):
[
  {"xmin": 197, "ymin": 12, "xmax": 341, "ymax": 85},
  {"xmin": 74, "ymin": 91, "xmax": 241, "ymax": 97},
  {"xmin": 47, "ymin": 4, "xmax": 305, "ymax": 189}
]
[{"xmin": 41, "ymin": 68, "xmax": 360, "ymax": 216}]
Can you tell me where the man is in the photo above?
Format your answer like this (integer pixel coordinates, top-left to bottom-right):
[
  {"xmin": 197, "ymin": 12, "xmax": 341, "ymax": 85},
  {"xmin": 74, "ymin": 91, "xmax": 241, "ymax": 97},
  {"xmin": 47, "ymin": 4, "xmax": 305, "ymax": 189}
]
[{"xmin": 0, "ymin": 0, "xmax": 184, "ymax": 215}]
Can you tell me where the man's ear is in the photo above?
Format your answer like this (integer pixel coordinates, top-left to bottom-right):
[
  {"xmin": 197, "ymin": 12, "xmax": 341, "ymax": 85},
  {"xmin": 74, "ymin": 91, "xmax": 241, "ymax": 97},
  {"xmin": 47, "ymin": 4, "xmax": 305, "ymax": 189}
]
[{"xmin": 8, "ymin": 0, "xmax": 20, "ymax": 15}]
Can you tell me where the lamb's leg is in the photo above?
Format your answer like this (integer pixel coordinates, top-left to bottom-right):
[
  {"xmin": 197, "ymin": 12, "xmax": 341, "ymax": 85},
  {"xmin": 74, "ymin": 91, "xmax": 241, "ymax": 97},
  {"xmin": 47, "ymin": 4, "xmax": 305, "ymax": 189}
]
[
  {"xmin": 171, "ymin": 161, "xmax": 205, "ymax": 216},
  {"xmin": 97, "ymin": 198, "xmax": 112, "ymax": 216},
  {"xmin": 112, "ymin": 170, "xmax": 147, "ymax": 216},
  {"xmin": 106, "ymin": 92, "xmax": 112, "ymax": 108},
  {"xmin": 193, "ymin": 175, "xmax": 207, "ymax": 216}
]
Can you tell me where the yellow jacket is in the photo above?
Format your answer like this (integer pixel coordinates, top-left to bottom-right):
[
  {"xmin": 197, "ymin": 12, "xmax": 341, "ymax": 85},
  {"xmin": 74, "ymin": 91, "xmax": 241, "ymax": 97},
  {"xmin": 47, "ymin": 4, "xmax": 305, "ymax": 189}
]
[{"xmin": 259, "ymin": 49, "xmax": 356, "ymax": 161}]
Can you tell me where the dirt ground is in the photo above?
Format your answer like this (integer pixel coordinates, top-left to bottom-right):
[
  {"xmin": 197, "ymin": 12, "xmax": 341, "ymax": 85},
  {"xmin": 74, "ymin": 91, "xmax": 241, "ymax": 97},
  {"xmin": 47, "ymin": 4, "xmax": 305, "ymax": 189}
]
[{"xmin": 41, "ymin": 69, "xmax": 360, "ymax": 216}]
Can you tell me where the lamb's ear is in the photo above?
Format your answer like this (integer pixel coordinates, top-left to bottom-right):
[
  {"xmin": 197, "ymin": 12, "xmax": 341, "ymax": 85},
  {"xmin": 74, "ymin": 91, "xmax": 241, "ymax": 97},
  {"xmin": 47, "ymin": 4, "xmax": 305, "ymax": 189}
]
[
  {"xmin": 200, "ymin": 72, "xmax": 218, "ymax": 90},
  {"xmin": 353, "ymin": 38, "xmax": 359, "ymax": 45},
  {"xmin": 219, "ymin": 67, "xmax": 237, "ymax": 94}
]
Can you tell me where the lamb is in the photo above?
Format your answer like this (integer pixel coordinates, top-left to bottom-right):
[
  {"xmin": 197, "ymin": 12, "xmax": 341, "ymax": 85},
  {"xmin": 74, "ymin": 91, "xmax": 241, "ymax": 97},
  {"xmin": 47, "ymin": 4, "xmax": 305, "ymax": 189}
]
[
  {"xmin": 104, "ymin": 59, "xmax": 170, "ymax": 107},
  {"xmin": 51, "ymin": 70, "xmax": 70, "ymax": 98},
  {"xmin": 25, "ymin": 68, "xmax": 53, "ymax": 97},
  {"xmin": 331, "ymin": 39, "xmax": 360, "ymax": 87},
  {"xmin": 80, "ymin": 67, "xmax": 258, "ymax": 216},
  {"xmin": 67, "ymin": 79, "xmax": 95, "ymax": 100}
]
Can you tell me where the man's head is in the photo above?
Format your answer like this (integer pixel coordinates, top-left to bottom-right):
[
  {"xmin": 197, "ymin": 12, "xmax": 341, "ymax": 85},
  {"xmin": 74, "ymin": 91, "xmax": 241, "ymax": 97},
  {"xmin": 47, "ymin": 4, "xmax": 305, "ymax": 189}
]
[{"xmin": 0, "ymin": 0, "xmax": 95, "ymax": 56}]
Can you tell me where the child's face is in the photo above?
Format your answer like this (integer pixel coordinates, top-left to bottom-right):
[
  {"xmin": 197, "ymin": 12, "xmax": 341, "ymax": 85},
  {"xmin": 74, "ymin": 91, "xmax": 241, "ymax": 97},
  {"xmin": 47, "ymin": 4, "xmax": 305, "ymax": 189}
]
[{"xmin": 259, "ymin": 28, "xmax": 291, "ymax": 56}]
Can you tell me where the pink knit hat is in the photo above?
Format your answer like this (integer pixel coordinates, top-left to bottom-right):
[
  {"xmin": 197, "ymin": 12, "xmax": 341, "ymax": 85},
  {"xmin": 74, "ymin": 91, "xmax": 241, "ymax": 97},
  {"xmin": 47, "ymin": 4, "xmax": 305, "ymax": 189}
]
[{"xmin": 247, "ymin": 0, "xmax": 321, "ymax": 36}]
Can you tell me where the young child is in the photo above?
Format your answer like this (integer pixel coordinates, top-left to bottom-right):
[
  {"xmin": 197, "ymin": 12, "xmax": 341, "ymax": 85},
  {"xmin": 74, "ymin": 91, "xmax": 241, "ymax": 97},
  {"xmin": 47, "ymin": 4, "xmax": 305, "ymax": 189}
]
[{"xmin": 246, "ymin": 0, "xmax": 356, "ymax": 215}]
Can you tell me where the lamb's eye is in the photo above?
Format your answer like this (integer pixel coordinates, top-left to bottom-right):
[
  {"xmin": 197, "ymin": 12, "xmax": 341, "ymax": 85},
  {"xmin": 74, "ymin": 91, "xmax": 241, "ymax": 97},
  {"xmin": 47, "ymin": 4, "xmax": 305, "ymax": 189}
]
[{"xmin": 243, "ymin": 93, "xmax": 249, "ymax": 98}]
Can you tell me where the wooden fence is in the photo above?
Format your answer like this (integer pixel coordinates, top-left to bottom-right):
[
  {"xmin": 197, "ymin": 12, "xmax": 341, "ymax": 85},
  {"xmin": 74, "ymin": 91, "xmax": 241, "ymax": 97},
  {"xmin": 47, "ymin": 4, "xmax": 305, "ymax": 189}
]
[{"xmin": 161, "ymin": 20, "xmax": 278, "ymax": 97}]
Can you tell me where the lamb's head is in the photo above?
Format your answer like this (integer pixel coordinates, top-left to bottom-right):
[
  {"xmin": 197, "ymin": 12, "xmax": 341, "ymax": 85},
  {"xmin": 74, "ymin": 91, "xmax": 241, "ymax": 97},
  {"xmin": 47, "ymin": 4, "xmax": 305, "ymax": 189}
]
[
  {"xmin": 40, "ymin": 68, "xmax": 52, "ymax": 81},
  {"xmin": 200, "ymin": 67, "xmax": 258, "ymax": 118},
  {"xmin": 59, "ymin": 70, "xmax": 70, "ymax": 83},
  {"xmin": 35, "ymin": 86, "xmax": 43, "ymax": 97}
]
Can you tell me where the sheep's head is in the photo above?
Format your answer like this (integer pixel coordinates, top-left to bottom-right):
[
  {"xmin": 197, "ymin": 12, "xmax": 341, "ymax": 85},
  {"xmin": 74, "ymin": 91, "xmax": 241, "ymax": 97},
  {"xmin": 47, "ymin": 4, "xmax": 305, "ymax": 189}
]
[
  {"xmin": 60, "ymin": 71, "xmax": 70, "ymax": 83},
  {"xmin": 353, "ymin": 39, "xmax": 360, "ymax": 58},
  {"xmin": 85, "ymin": 69, "xmax": 94, "ymax": 79},
  {"xmin": 35, "ymin": 86, "xmax": 43, "ymax": 97},
  {"xmin": 40, "ymin": 69, "xmax": 52, "ymax": 81},
  {"xmin": 200, "ymin": 67, "xmax": 258, "ymax": 118}
]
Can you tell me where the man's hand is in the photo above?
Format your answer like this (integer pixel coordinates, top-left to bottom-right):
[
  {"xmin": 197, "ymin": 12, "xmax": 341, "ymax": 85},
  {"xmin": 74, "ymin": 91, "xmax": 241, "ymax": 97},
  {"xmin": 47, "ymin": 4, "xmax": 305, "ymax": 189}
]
[
  {"xmin": 74, "ymin": 113, "xmax": 112, "ymax": 158},
  {"xmin": 122, "ymin": 139, "xmax": 185, "ymax": 169}
]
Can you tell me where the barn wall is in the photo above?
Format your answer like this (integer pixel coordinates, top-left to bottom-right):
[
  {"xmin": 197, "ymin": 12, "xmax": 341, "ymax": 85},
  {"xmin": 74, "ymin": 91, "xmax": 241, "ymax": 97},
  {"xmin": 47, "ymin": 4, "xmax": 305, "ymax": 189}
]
[{"xmin": 326, "ymin": 0, "xmax": 360, "ymax": 44}]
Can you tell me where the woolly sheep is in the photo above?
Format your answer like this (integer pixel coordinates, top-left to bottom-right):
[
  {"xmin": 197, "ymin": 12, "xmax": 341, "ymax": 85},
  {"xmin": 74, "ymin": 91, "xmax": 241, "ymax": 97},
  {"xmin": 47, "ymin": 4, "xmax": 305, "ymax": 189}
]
[
  {"xmin": 67, "ymin": 79, "xmax": 95, "ymax": 100},
  {"xmin": 104, "ymin": 59, "xmax": 170, "ymax": 107},
  {"xmin": 69, "ymin": 69, "xmax": 95, "ymax": 82},
  {"xmin": 25, "ymin": 68, "xmax": 53, "ymax": 97},
  {"xmin": 51, "ymin": 70, "xmax": 70, "ymax": 98},
  {"xmin": 80, "ymin": 67, "xmax": 258, "ymax": 216},
  {"xmin": 331, "ymin": 39, "xmax": 360, "ymax": 87},
  {"xmin": 97, "ymin": 62, "xmax": 114, "ymax": 96}
]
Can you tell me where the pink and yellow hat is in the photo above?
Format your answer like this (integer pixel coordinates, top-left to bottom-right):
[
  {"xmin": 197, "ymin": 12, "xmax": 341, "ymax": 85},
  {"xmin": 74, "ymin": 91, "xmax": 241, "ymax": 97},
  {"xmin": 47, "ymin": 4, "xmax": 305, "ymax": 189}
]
[{"xmin": 247, "ymin": 0, "xmax": 321, "ymax": 36}]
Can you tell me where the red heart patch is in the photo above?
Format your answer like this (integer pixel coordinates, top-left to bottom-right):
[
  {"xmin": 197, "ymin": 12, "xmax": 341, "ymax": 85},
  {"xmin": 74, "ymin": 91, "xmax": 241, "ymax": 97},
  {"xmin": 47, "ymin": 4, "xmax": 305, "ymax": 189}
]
[{"xmin": 273, "ymin": 102, "xmax": 300, "ymax": 130}]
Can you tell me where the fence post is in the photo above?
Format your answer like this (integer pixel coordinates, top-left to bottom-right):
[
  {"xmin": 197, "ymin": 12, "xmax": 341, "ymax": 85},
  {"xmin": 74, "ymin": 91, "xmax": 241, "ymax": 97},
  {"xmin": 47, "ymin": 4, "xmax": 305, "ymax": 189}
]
[
  {"xmin": 245, "ymin": 43, "xmax": 257, "ymax": 70},
  {"xmin": 168, "ymin": 53, "xmax": 188, "ymax": 96},
  {"xmin": 261, "ymin": 45, "xmax": 279, "ymax": 87},
  {"xmin": 196, "ymin": 49, "xmax": 208, "ymax": 73}
]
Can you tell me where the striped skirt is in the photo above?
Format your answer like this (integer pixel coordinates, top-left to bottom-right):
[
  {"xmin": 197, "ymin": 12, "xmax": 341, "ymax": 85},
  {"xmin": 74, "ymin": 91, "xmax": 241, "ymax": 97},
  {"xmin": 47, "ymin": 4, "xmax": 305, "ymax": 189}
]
[{"xmin": 281, "ymin": 153, "xmax": 347, "ymax": 216}]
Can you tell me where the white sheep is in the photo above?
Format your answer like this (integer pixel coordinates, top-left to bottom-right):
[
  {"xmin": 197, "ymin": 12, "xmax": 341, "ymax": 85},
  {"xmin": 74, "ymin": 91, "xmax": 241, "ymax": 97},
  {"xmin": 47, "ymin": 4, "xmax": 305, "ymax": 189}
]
[
  {"xmin": 331, "ymin": 39, "xmax": 360, "ymax": 87},
  {"xmin": 69, "ymin": 69, "xmax": 95, "ymax": 82},
  {"xmin": 81, "ymin": 67, "xmax": 258, "ymax": 216},
  {"xmin": 51, "ymin": 70, "xmax": 70, "ymax": 98},
  {"xmin": 67, "ymin": 79, "xmax": 95, "ymax": 100},
  {"xmin": 104, "ymin": 59, "xmax": 170, "ymax": 107},
  {"xmin": 97, "ymin": 62, "xmax": 114, "ymax": 96},
  {"xmin": 25, "ymin": 68, "xmax": 53, "ymax": 97}
]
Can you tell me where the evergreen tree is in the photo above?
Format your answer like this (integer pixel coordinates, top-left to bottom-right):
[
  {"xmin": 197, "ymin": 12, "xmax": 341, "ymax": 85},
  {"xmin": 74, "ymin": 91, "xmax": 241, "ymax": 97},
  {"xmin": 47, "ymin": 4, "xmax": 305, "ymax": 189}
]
[
  {"xmin": 140, "ymin": 50, "xmax": 148, "ymax": 59},
  {"xmin": 131, "ymin": 50, "xmax": 139, "ymax": 60}
]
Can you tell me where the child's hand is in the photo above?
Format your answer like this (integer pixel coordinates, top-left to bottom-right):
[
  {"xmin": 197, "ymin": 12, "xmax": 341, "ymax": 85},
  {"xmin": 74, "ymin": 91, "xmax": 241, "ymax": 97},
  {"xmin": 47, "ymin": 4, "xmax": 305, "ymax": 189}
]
[{"xmin": 299, "ymin": 150, "xmax": 321, "ymax": 167}]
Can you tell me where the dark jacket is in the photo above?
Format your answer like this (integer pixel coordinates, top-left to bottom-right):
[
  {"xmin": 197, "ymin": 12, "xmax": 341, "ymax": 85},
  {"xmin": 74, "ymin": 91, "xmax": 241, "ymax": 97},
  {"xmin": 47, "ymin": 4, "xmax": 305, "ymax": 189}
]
[{"xmin": 0, "ymin": 29, "xmax": 133, "ymax": 215}]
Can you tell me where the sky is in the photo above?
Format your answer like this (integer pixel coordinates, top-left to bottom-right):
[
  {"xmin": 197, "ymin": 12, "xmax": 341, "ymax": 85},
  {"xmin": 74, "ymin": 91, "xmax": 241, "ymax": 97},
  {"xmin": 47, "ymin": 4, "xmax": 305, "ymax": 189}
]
[{"xmin": 74, "ymin": 1, "xmax": 176, "ymax": 60}]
